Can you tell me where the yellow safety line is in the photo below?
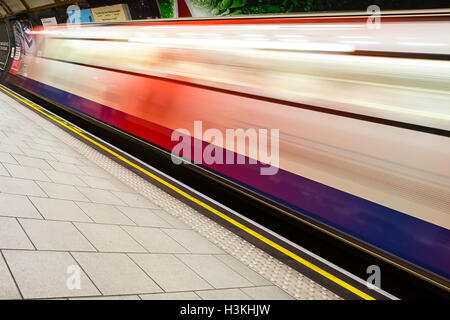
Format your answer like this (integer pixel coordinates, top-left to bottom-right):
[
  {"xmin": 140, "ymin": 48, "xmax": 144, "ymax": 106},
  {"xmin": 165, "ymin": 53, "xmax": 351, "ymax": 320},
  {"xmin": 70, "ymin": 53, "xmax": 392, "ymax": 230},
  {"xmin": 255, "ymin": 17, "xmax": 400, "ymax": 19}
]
[{"xmin": 0, "ymin": 85, "xmax": 376, "ymax": 300}]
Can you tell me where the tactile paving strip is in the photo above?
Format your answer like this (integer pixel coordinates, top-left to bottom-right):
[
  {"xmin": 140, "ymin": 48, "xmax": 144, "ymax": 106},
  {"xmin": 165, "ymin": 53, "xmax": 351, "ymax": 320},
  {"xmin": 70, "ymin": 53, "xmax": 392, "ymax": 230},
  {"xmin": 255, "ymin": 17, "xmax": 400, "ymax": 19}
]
[{"xmin": 5, "ymin": 93, "xmax": 341, "ymax": 300}]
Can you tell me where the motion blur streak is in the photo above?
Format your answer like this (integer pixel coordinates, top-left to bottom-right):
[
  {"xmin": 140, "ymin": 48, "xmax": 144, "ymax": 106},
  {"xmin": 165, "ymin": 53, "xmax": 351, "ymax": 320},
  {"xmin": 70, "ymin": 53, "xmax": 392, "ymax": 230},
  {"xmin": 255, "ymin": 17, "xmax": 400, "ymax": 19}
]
[{"xmin": 7, "ymin": 14, "xmax": 450, "ymax": 282}]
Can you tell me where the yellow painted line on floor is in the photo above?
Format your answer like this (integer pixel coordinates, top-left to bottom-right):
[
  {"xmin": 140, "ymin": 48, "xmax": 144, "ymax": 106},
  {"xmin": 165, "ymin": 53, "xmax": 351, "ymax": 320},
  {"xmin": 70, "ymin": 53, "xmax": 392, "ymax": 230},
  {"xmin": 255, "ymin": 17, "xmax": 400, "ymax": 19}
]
[{"xmin": 0, "ymin": 85, "xmax": 375, "ymax": 300}]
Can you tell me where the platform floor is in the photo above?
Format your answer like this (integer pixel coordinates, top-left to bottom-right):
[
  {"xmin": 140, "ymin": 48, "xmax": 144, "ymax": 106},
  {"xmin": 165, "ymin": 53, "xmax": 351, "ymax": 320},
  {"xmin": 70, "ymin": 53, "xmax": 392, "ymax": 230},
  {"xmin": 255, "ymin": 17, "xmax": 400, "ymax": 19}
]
[{"xmin": 0, "ymin": 90, "xmax": 340, "ymax": 300}]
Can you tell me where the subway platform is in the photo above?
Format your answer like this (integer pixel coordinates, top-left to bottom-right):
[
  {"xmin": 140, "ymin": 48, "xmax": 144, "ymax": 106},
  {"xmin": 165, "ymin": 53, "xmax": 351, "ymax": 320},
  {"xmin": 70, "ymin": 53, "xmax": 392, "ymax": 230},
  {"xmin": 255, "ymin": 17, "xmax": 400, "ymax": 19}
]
[{"xmin": 0, "ymin": 88, "xmax": 340, "ymax": 300}]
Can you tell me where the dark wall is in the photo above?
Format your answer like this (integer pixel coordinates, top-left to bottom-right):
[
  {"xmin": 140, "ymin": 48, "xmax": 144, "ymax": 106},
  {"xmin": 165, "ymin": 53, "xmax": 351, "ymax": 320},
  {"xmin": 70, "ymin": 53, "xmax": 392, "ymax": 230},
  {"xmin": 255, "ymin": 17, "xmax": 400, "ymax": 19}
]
[
  {"xmin": 302, "ymin": 0, "xmax": 450, "ymax": 11},
  {"xmin": 87, "ymin": 0, "xmax": 160, "ymax": 19}
]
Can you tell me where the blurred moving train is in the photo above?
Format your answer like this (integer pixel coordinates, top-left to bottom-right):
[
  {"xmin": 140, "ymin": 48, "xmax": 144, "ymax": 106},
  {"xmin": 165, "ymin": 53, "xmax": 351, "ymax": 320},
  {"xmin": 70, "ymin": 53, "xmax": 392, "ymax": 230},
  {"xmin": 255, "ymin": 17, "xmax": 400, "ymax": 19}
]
[{"xmin": 2, "ymin": 12, "xmax": 449, "ymax": 283}]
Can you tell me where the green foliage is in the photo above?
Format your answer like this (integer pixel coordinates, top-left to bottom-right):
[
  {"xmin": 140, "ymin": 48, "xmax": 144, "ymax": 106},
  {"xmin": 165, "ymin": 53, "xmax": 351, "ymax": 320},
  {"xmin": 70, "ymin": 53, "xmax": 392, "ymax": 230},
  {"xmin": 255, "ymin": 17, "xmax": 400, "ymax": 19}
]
[
  {"xmin": 230, "ymin": 0, "xmax": 247, "ymax": 8},
  {"xmin": 167, "ymin": 0, "xmax": 450, "ymax": 18},
  {"xmin": 205, "ymin": 0, "xmax": 305, "ymax": 16},
  {"xmin": 218, "ymin": 0, "xmax": 233, "ymax": 10},
  {"xmin": 159, "ymin": 0, "xmax": 175, "ymax": 18},
  {"xmin": 188, "ymin": 0, "xmax": 221, "ymax": 10}
]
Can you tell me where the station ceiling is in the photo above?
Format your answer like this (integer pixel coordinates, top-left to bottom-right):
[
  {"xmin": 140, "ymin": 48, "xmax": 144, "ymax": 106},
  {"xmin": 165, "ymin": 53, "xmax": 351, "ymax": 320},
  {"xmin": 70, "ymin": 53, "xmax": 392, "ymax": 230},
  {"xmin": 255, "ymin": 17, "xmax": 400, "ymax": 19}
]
[{"xmin": 0, "ymin": 0, "xmax": 83, "ymax": 17}]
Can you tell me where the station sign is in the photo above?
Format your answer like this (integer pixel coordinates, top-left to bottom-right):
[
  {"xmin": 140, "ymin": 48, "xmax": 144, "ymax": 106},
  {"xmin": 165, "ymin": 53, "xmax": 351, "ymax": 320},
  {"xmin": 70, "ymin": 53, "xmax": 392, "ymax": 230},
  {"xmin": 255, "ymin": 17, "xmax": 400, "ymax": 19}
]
[
  {"xmin": 41, "ymin": 17, "xmax": 57, "ymax": 26},
  {"xmin": 91, "ymin": 4, "xmax": 131, "ymax": 23}
]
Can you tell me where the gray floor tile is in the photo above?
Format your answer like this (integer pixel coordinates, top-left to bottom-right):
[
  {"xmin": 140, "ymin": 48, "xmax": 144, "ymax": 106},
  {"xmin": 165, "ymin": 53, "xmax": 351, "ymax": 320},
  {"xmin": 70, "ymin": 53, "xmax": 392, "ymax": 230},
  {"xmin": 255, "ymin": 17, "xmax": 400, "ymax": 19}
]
[
  {"xmin": 196, "ymin": 288, "xmax": 251, "ymax": 300},
  {"xmin": 241, "ymin": 286, "xmax": 294, "ymax": 300},
  {"xmin": 29, "ymin": 197, "xmax": 91, "ymax": 222},
  {"xmin": 37, "ymin": 181, "xmax": 89, "ymax": 201},
  {"xmin": 50, "ymin": 154, "xmax": 85, "ymax": 165},
  {"xmin": 216, "ymin": 255, "xmax": 272, "ymax": 286},
  {"xmin": 12, "ymin": 154, "xmax": 52, "ymax": 170},
  {"xmin": 79, "ymin": 175, "xmax": 131, "ymax": 192},
  {"xmin": 122, "ymin": 226, "xmax": 188, "ymax": 254},
  {"xmin": 4, "ymin": 131, "xmax": 32, "ymax": 140},
  {"xmin": 0, "ymin": 217, "xmax": 34, "ymax": 250},
  {"xmin": 0, "ymin": 144, "xmax": 23, "ymax": 155},
  {"xmin": 117, "ymin": 207, "xmax": 172, "ymax": 228},
  {"xmin": 0, "ymin": 151, "xmax": 17, "ymax": 164},
  {"xmin": 130, "ymin": 254, "xmax": 212, "ymax": 292},
  {"xmin": 77, "ymin": 187, "xmax": 126, "ymax": 205},
  {"xmin": 47, "ymin": 160, "xmax": 85, "ymax": 174},
  {"xmin": 33, "ymin": 137, "xmax": 61, "ymax": 146},
  {"xmin": 19, "ymin": 219, "xmax": 96, "ymax": 251},
  {"xmin": 70, "ymin": 295, "xmax": 140, "ymax": 300},
  {"xmin": 177, "ymin": 255, "xmax": 253, "ymax": 289},
  {"xmin": 78, "ymin": 166, "xmax": 112, "ymax": 178},
  {"xmin": 0, "ymin": 142, "xmax": 27, "ymax": 151},
  {"xmin": 140, "ymin": 292, "xmax": 200, "ymax": 300},
  {"xmin": 154, "ymin": 210, "xmax": 191, "ymax": 229},
  {"xmin": 19, "ymin": 147, "xmax": 55, "ymax": 161},
  {"xmin": 0, "ymin": 254, "xmax": 21, "ymax": 299},
  {"xmin": 72, "ymin": 252, "xmax": 161, "ymax": 295},
  {"xmin": 0, "ymin": 163, "xmax": 8, "ymax": 176},
  {"xmin": 76, "ymin": 202, "xmax": 135, "ymax": 225},
  {"xmin": 112, "ymin": 191, "xmax": 158, "ymax": 208},
  {"xmin": 3, "ymin": 250, "xmax": 100, "ymax": 299},
  {"xmin": 0, "ymin": 176, "xmax": 46, "ymax": 197},
  {"xmin": 50, "ymin": 146, "xmax": 83, "ymax": 158},
  {"xmin": 163, "ymin": 229, "xmax": 223, "ymax": 254},
  {"xmin": 4, "ymin": 163, "xmax": 51, "ymax": 181},
  {"xmin": 43, "ymin": 170, "xmax": 88, "ymax": 187},
  {"xmin": 74, "ymin": 223, "xmax": 146, "ymax": 253},
  {"xmin": 25, "ymin": 142, "xmax": 55, "ymax": 153},
  {"xmin": 0, "ymin": 193, "xmax": 42, "ymax": 218}
]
